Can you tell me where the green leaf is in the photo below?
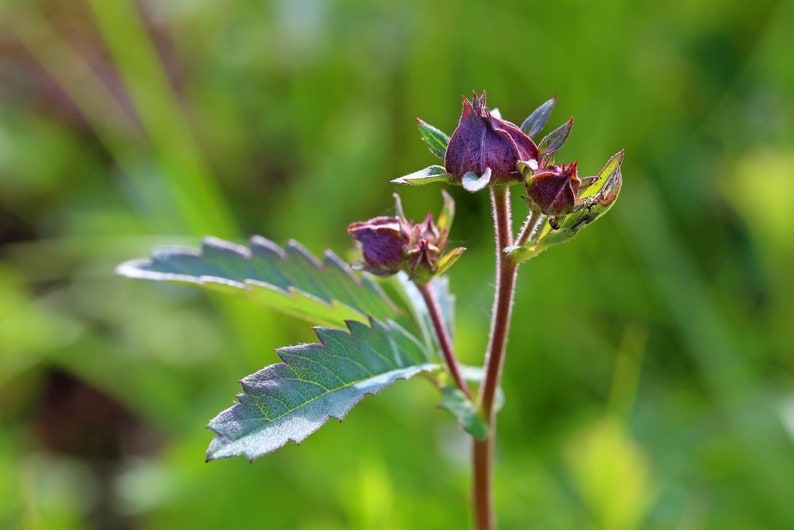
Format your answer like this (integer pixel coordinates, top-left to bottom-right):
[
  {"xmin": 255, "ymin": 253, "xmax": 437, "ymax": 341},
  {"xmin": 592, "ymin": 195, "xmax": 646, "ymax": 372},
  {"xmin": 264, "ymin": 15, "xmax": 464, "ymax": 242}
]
[
  {"xmin": 436, "ymin": 365, "xmax": 504, "ymax": 438},
  {"xmin": 416, "ymin": 119, "xmax": 450, "ymax": 159},
  {"xmin": 520, "ymin": 96, "xmax": 557, "ymax": 138},
  {"xmin": 538, "ymin": 117, "xmax": 574, "ymax": 158},
  {"xmin": 439, "ymin": 386, "xmax": 488, "ymax": 440},
  {"xmin": 206, "ymin": 318, "xmax": 439, "ymax": 460},
  {"xmin": 391, "ymin": 165, "xmax": 452, "ymax": 186},
  {"xmin": 117, "ymin": 236, "xmax": 399, "ymax": 329},
  {"xmin": 459, "ymin": 365, "xmax": 504, "ymax": 412},
  {"xmin": 578, "ymin": 149, "xmax": 624, "ymax": 203}
]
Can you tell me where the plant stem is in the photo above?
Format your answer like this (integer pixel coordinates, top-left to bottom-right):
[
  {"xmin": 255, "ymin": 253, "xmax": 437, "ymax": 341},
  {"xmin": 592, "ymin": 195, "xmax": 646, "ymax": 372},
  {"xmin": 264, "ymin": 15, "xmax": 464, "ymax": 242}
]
[
  {"xmin": 473, "ymin": 186, "xmax": 520, "ymax": 530},
  {"xmin": 418, "ymin": 282, "xmax": 471, "ymax": 399},
  {"xmin": 515, "ymin": 208, "xmax": 544, "ymax": 249},
  {"xmin": 472, "ymin": 435, "xmax": 493, "ymax": 530}
]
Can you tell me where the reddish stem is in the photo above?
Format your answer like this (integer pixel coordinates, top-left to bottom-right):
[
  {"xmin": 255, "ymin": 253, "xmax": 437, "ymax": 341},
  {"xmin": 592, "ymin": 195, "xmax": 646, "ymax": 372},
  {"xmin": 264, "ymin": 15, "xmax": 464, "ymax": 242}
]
[
  {"xmin": 515, "ymin": 208, "xmax": 544, "ymax": 249},
  {"xmin": 418, "ymin": 282, "xmax": 472, "ymax": 399},
  {"xmin": 473, "ymin": 186, "xmax": 519, "ymax": 530}
]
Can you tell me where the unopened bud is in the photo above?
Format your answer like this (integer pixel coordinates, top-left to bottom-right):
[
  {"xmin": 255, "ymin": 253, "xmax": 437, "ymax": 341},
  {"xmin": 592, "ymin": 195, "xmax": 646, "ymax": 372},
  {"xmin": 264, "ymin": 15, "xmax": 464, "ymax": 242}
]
[
  {"xmin": 524, "ymin": 162, "xmax": 581, "ymax": 215},
  {"xmin": 347, "ymin": 216, "xmax": 410, "ymax": 276},
  {"xmin": 444, "ymin": 92, "xmax": 539, "ymax": 188},
  {"xmin": 347, "ymin": 194, "xmax": 465, "ymax": 285}
]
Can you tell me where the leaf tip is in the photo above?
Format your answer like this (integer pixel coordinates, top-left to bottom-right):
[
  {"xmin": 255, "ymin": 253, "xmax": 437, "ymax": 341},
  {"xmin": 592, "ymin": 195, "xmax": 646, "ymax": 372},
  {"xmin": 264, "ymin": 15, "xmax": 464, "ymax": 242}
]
[{"xmin": 115, "ymin": 258, "xmax": 148, "ymax": 278}]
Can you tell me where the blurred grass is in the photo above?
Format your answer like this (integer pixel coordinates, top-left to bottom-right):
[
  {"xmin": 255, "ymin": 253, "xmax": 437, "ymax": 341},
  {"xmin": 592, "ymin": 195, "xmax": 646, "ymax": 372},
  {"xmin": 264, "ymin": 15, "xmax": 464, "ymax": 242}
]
[{"xmin": 1, "ymin": 0, "xmax": 793, "ymax": 529}]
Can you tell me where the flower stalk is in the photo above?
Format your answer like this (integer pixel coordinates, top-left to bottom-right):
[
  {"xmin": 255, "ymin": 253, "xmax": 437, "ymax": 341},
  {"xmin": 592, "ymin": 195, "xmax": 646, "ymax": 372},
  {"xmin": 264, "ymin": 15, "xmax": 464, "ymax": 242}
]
[
  {"xmin": 515, "ymin": 207, "xmax": 544, "ymax": 250},
  {"xmin": 473, "ymin": 186, "xmax": 520, "ymax": 530},
  {"xmin": 418, "ymin": 282, "xmax": 471, "ymax": 400}
]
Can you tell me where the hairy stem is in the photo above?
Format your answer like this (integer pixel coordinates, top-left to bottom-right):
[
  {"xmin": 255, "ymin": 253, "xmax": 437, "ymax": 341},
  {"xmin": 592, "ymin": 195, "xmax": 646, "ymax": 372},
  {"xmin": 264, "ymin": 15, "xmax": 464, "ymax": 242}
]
[
  {"xmin": 515, "ymin": 208, "xmax": 545, "ymax": 249},
  {"xmin": 473, "ymin": 186, "xmax": 520, "ymax": 530},
  {"xmin": 418, "ymin": 282, "xmax": 471, "ymax": 399}
]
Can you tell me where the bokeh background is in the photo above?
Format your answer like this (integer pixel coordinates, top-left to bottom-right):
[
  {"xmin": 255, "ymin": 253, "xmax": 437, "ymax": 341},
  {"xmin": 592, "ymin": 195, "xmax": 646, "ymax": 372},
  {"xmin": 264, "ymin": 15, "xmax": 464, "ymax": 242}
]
[{"xmin": 1, "ymin": 0, "xmax": 793, "ymax": 529}]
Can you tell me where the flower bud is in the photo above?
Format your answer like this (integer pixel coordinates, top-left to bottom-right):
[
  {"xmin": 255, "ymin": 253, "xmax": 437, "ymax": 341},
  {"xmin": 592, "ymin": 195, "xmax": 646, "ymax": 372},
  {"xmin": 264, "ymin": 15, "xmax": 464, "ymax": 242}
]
[
  {"xmin": 444, "ymin": 92, "xmax": 539, "ymax": 187},
  {"xmin": 524, "ymin": 162, "xmax": 581, "ymax": 215},
  {"xmin": 346, "ymin": 216, "xmax": 410, "ymax": 276},
  {"xmin": 347, "ymin": 194, "xmax": 465, "ymax": 285}
]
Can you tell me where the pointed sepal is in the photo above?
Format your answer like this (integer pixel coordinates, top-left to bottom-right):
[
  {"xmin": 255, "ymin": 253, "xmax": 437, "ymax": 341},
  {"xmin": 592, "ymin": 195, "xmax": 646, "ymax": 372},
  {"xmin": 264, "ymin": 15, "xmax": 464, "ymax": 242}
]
[
  {"xmin": 520, "ymin": 96, "xmax": 557, "ymax": 138},
  {"xmin": 417, "ymin": 119, "xmax": 450, "ymax": 159},
  {"xmin": 433, "ymin": 247, "xmax": 466, "ymax": 278},
  {"xmin": 436, "ymin": 189, "xmax": 456, "ymax": 235},
  {"xmin": 538, "ymin": 117, "xmax": 574, "ymax": 158},
  {"xmin": 391, "ymin": 165, "xmax": 452, "ymax": 186}
]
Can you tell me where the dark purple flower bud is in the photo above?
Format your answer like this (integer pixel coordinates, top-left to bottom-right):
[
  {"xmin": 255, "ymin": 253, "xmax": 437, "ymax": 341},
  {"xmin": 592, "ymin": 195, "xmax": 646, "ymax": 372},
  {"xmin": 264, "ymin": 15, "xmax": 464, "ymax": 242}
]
[
  {"xmin": 444, "ymin": 92, "xmax": 539, "ymax": 186},
  {"xmin": 348, "ymin": 194, "xmax": 465, "ymax": 284},
  {"xmin": 347, "ymin": 216, "xmax": 410, "ymax": 276},
  {"xmin": 524, "ymin": 162, "xmax": 581, "ymax": 215}
]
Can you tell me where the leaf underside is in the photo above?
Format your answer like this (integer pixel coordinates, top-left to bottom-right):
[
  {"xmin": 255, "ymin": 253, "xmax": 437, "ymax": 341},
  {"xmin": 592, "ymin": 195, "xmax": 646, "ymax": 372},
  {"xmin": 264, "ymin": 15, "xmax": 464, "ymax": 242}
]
[
  {"xmin": 207, "ymin": 318, "xmax": 439, "ymax": 461},
  {"xmin": 391, "ymin": 164, "xmax": 451, "ymax": 186},
  {"xmin": 117, "ymin": 236, "xmax": 399, "ymax": 329}
]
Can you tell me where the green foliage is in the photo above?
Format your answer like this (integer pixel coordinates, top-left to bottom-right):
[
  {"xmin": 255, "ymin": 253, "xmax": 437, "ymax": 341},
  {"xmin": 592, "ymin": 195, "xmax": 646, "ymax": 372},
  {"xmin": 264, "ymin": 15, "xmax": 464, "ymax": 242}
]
[
  {"xmin": 416, "ymin": 120, "xmax": 450, "ymax": 159},
  {"xmin": 119, "ymin": 236, "xmax": 468, "ymax": 460},
  {"xmin": 438, "ymin": 387, "xmax": 488, "ymax": 440},
  {"xmin": 2, "ymin": 0, "xmax": 794, "ymax": 529},
  {"xmin": 208, "ymin": 318, "xmax": 438, "ymax": 460},
  {"xmin": 117, "ymin": 236, "xmax": 399, "ymax": 329},
  {"xmin": 391, "ymin": 165, "xmax": 452, "ymax": 186}
]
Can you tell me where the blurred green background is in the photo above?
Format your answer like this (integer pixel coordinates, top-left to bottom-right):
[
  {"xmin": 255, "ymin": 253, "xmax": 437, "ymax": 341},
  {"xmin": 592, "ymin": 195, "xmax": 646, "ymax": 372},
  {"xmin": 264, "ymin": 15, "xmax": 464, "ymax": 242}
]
[{"xmin": 1, "ymin": 0, "xmax": 793, "ymax": 528}]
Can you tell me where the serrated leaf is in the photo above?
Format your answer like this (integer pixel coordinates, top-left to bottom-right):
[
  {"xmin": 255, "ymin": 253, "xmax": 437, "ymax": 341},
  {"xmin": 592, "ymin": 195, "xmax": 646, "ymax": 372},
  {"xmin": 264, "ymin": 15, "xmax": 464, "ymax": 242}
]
[
  {"xmin": 520, "ymin": 96, "xmax": 557, "ymax": 138},
  {"xmin": 439, "ymin": 386, "xmax": 488, "ymax": 440},
  {"xmin": 417, "ymin": 119, "xmax": 450, "ymax": 159},
  {"xmin": 391, "ymin": 165, "xmax": 452, "ymax": 186},
  {"xmin": 206, "ymin": 318, "xmax": 439, "ymax": 460},
  {"xmin": 538, "ymin": 117, "xmax": 574, "ymax": 157},
  {"xmin": 117, "ymin": 236, "xmax": 399, "ymax": 329}
]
